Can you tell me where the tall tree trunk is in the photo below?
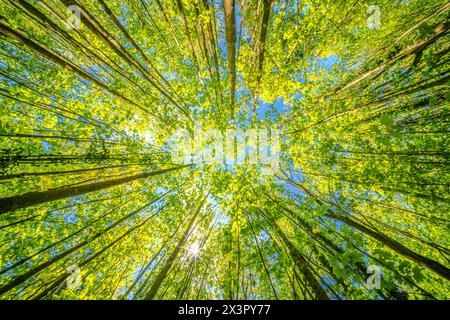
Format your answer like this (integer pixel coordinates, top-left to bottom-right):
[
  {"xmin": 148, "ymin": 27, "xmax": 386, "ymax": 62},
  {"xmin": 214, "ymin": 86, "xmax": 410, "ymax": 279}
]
[
  {"xmin": 326, "ymin": 211, "xmax": 450, "ymax": 281},
  {"xmin": 290, "ymin": 180, "xmax": 450, "ymax": 281},
  {"xmin": 247, "ymin": 214, "xmax": 279, "ymax": 299},
  {"xmin": 0, "ymin": 17, "xmax": 158, "ymax": 118},
  {"xmin": 0, "ymin": 199, "xmax": 165, "ymax": 296},
  {"xmin": 143, "ymin": 194, "xmax": 206, "ymax": 300},
  {"xmin": 0, "ymin": 164, "xmax": 141, "ymax": 180},
  {"xmin": 0, "ymin": 166, "xmax": 187, "ymax": 214},
  {"xmin": 252, "ymin": 0, "xmax": 273, "ymax": 111},
  {"xmin": 271, "ymin": 220, "xmax": 330, "ymax": 299},
  {"xmin": 223, "ymin": 0, "xmax": 236, "ymax": 118},
  {"xmin": 31, "ymin": 208, "xmax": 159, "ymax": 300}
]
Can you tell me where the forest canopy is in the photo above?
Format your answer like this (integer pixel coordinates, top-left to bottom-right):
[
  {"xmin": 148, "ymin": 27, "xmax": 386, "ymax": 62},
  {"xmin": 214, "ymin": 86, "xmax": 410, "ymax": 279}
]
[{"xmin": 0, "ymin": 0, "xmax": 449, "ymax": 300}]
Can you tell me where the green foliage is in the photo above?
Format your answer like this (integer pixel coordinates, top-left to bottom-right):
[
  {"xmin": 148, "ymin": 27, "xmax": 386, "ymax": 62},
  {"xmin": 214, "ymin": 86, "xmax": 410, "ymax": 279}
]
[{"xmin": 0, "ymin": 0, "xmax": 448, "ymax": 300}]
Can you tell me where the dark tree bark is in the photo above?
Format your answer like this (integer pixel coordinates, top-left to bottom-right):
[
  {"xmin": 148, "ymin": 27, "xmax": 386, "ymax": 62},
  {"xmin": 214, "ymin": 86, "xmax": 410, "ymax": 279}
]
[
  {"xmin": 0, "ymin": 166, "xmax": 187, "ymax": 214},
  {"xmin": 143, "ymin": 194, "xmax": 206, "ymax": 300},
  {"xmin": 223, "ymin": 0, "xmax": 236, "ymax": 118}
]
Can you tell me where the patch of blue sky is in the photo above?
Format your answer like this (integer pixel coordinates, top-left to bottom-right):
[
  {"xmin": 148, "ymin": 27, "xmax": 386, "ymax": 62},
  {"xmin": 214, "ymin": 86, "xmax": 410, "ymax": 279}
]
[
  {"xmin": 56, "ymin": 113, "xmax": 67, "ymax": 126},
  {"xmin": 255, "ymin": 101, "xmax": 275, "ymax": 121},
  {"xmin": 217, "ymin": 32, "xmax": 227, "ymax": 61},
  {"xmin": 34, "ymin": 113, "xmax": 44, "ymax": 126},
  {"xmin": 190, "ymin": 104, "xmax": 202, "ymax": 114},
  {"xmin": 258, "ymin": 229, "xmax": 270, "ymax": 242},
  {"xmin": 210, "ymin": 198, "xmax": 230, "ymax": 225},
  {"xmin": 224, "ymin": 162, "xmax": 236, "ymax": 174},
  {"xmin": 155, "ymin": 186, "xmax": 169, "ymax": 195},
  {"xmin": 0, "ymin": 58, "xmax": 8, "ymax": 68},
  {"xmin": 394, "ymin": 194, "xmax": 413, "ymax": 210},
  {"xmin": 134, "ymin": 253, "xmax": 159, "ymax": 281},
  {"xmin": 328, "ymin": 216, "xmax": 344, "ymax": 232},
  {"xmin": 63, "ymin": 211, "xmax": 78, "ymax": 225},
  {"xmin": 216, "ymin": 211, "xmax": 230, "ymax": 226},
  {"xmin": 84, "ymin": 64, "xmax": 103, "ymax": 76},
  {"xmin": 48, "ymin": 248, "xmax": 62, "ymax": 258},
  {"xmin": 322, "ymin": 275, "xmax": 339, "ymax": 297},
  {"xmin": 117, "ymin": 14, "xmax": 127, "ymax": 28},
  {"xmin": 235, "ymin": 5, "xmax": 244, "ymax": 52},
  {"xmin": 82, "ymin": 248, "xmax": 94, "ymax": 256},
  {"xmin": 66, "ymin": 194, "xmax": 89, "ymax": 207},
  {"xmin": 42, "ymin": 140, "xmax": 51, "ymax": 153},
  {"xmin": 280, "ymin": 183, "xmax": 306, "ymax": 204},
  {"xmin": 62, "ymin": 79, "xmax": 90, "ymax": 103},
  {"xmin": 0, "ymin": 76, "xmax": 16, "ymax": 88},
  {"xmin": 253, "ymin": 97, "xmax": 292, "ymax": 123},
  {"xmin": 292, "ymin": 91, "xmax": 304, "ymax": 101},
  {"xmin": 151, "ymin": 198, "xmax": 170, "ymax": 213},
  {"xmin": 122, "ymin": 41, "xmax": 134, "ymax": 51},
  {"xmin": 330, "ymin": 189, "xmax": 343, "ymax": 201},
  {"xmin": 317, "ymin": 54, "xmax": 339, "ymax": 71},
  {"xmin": 267, "ymin": 251, "xmax": 279, "ymax": 264},
  {"xmin": 289, "ymin": 168, "xmax": 305, "ymax": 182},
  {"xmin": 76, "ymin": 70, "xmax": 99, "ymax": 88}
]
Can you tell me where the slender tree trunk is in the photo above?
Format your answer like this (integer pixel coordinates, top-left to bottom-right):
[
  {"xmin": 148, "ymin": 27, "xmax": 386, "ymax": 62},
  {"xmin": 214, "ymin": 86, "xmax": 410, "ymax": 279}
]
[
  {"xmin": 0, "ymin": 166, "xmax": 187, "ymax": 214},
  {"xmin": 31, "ymin": 209, "xmax": 159, "ymax": 300},
  {"xmin": 223, "ymin": 0, "xmax": 236, "ymax": 118},
  {"xmin": 326, "ymin": 211, "xmax": 450, "ymax": 281},
  {"xmin": 270, "ymin": 220, "xmax": 330, "ymax": 300},
  {"xmin": 336, "ymin": 21, "xmax": 449, "ymax": 94},
  {"xmin": 290, "ymin": 180, "xmax": 450, "ymax": 281},
  {"xmin": 0, "ymin": 187, "xmax": 176, "ymax": 275},
  {"xmin": 123, "ymin": 219, "xmax": 183, "ymax": 298},
  {"xmin": 0, "ymin": 164, "xmax": 141, "ymax": 180},
  {"xmin": 252, "ymin": 0, "xmax": 273, "ymax": 111},
  {"xmin": 247, "ymin": 214, "xmax": 278, "ymax": 299},
  {"xmin": 0, "ymin": 17, "xmax": 157, "ymax": 118},
  {"xmin": 0, "ymin": 199, "xmax": 163, "ymax": 296},
  {"xmin": 143, "ymin": 194, "xmax": 206, "ymax": 300}
]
